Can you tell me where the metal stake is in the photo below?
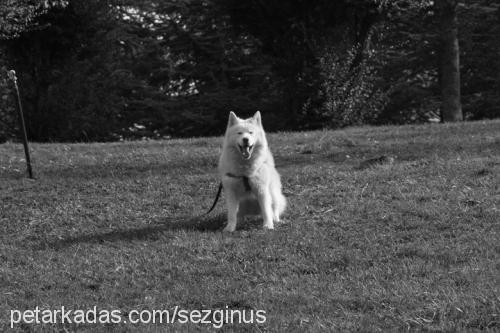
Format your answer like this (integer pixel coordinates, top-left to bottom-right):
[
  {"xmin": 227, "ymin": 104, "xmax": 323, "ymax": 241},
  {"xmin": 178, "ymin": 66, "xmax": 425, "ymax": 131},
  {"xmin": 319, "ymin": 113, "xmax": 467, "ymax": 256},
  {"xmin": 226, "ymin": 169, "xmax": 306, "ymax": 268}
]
[{"xmin": 7, "ymin": 70, "xmax": 34, "ymax": 179}]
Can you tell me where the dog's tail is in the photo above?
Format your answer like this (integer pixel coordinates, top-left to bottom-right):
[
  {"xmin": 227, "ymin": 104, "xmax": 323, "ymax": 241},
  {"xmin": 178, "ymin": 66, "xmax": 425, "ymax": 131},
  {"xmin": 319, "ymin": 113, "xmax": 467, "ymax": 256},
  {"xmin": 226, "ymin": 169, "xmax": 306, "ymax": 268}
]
[
  {"xmin": 275, "ymin": 193, "xmax": 287, "ymax": 217},
  {"xmin": 271, "ymin": 182, "xmax": 287, "ymax": 221}
]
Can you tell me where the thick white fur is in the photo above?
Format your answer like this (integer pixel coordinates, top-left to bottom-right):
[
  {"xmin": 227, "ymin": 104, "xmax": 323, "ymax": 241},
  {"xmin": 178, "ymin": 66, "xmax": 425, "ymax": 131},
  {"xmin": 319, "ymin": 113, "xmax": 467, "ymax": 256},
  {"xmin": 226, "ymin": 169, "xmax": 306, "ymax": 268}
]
[{"xmin": 218, "ymin": 111, "xmax": 287, "ymax": 232}]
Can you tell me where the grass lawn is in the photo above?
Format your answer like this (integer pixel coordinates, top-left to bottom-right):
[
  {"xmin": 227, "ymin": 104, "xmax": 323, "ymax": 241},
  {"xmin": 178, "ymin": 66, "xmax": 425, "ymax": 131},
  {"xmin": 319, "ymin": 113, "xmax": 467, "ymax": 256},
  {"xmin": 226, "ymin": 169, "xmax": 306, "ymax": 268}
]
[{"xmin": 1, "ymin": 120, "xmax": 499, "ymax": 332}]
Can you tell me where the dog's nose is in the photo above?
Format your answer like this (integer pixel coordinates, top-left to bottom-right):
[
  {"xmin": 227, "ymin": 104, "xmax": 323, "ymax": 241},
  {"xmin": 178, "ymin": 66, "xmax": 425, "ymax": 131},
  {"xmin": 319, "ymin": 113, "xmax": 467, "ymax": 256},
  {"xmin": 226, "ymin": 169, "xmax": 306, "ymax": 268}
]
[{"xmin": 242, "ymin": 137, "xmax": 249, "ymax": 146}]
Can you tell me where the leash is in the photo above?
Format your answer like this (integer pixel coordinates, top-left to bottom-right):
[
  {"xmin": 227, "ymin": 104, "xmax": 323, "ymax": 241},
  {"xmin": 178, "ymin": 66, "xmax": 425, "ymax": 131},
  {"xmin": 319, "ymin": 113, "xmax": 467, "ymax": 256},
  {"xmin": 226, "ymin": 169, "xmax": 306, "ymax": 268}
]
[
  {"xmin": 205, "ymin": 182, "xmax": 223, "ymax": 215},
  {"xmin": 205, "ymin": 174, "xmax": 251, "ymax": 215}
]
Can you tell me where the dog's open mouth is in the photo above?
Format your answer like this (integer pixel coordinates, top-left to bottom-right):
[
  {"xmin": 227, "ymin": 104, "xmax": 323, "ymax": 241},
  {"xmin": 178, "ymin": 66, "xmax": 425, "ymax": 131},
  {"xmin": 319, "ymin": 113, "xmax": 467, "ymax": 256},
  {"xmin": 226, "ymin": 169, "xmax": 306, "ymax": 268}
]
[{"xmin": 238, "ymin": 144, "xmax": 254, "ymax": 159}]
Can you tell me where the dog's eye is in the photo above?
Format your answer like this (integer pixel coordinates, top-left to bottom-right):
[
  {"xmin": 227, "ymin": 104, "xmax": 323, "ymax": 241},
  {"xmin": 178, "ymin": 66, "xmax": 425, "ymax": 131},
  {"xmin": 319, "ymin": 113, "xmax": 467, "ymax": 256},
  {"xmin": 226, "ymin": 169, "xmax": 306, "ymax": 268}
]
[
  {"xmin": 237, "ymin": 132, "xmax": 243, "ymax": 135},
  {"xmin": 249, "ymin": 131, "xmax": 253, "ymax": 134}
]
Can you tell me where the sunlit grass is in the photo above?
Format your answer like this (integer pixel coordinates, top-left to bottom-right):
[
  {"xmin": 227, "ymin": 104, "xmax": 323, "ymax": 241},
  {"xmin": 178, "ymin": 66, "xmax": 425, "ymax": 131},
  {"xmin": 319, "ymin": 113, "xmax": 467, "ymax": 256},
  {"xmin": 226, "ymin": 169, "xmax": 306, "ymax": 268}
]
[{"xmin": 1, "ymin": 120, "xmax": 499, "ymax": 332}]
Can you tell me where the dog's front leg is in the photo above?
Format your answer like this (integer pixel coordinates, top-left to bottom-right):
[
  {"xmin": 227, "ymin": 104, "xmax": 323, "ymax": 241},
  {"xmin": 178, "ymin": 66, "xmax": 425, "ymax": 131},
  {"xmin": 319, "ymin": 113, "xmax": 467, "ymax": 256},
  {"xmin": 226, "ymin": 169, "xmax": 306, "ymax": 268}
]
[
  {"xmin": 257, "ymin": 190, "xmax": 274, "ymax": 230},
  {"xmin": 223, "ymin": 193, "xmax": 239, "ymax": 232}
]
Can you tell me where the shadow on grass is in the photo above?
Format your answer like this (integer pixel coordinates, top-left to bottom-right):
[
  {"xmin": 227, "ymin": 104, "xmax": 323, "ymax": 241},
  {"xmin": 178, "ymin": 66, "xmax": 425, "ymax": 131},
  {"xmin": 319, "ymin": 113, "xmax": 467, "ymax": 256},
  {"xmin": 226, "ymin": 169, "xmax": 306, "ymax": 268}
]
[
  {"xmin": 41, "ymin": 213, "xmax": 226, "ymax": 250},
  {"xmin": 40, "ymin": 161, "xmax": 213, "ymax": 180}
]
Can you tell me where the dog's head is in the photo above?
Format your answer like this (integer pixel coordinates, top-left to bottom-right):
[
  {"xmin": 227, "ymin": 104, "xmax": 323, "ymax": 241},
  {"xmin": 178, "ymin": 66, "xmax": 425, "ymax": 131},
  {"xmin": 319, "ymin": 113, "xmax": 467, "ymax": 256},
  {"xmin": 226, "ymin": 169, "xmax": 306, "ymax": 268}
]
[{"xmin": 225, "ymin": 111, "xmax": 265, "ymax": 160}]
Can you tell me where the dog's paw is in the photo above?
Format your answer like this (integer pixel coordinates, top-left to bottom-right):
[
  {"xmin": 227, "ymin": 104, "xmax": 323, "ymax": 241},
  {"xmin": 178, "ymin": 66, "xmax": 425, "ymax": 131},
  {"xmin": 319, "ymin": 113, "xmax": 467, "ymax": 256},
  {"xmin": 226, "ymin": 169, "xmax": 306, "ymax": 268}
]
[
  {"xmin": 223, "ymin": 225, "xmax": 236, "ymax": 232},
  {"xmin": 262, "ymin": 224, "xmax": 274, "ymax": 230}
]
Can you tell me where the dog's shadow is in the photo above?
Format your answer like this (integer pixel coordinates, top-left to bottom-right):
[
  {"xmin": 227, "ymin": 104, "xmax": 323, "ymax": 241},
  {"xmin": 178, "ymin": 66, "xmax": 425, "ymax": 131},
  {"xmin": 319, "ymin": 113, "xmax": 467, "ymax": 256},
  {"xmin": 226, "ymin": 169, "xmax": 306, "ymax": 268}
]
[
  {"xmin": 42, "ymin": 214, "xmax": 264, "ymax": 250},
  {"xmin": 43, "ymin": 213, "xmax": 227, "ymax": 250}
]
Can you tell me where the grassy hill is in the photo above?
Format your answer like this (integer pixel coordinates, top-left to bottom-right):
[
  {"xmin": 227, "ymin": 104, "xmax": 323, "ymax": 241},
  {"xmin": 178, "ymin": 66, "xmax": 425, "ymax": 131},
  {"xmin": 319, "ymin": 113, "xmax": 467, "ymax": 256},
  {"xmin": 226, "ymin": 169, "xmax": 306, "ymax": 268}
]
[{"xmin": 1, "ymin": 120, "xmax": 499, "ymax": 332}]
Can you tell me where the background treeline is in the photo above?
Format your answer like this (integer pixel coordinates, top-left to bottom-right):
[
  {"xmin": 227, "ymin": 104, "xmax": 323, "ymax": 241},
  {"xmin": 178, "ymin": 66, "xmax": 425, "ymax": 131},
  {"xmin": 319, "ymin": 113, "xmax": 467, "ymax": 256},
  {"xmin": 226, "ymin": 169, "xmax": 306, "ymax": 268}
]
[{"xmin": 0, "ymin": 0, "xmax": 499, "ymax": 142}]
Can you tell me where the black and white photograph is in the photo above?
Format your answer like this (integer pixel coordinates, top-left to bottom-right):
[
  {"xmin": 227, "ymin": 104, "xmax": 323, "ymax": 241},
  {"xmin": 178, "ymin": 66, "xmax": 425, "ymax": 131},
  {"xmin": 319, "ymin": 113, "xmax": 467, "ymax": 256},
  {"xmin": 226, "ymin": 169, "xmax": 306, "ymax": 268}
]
[{"xmin": 1, "ymin": 0, "xmax": 499, "ymax": 331}]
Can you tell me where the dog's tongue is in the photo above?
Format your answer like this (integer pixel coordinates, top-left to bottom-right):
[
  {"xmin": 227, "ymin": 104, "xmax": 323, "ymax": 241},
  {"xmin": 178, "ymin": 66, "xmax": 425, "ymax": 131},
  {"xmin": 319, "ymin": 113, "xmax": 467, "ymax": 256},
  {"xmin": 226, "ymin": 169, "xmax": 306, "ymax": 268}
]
[{"xmin": 242, "ymin": 146, "xmax": 251, "ymax": 159}]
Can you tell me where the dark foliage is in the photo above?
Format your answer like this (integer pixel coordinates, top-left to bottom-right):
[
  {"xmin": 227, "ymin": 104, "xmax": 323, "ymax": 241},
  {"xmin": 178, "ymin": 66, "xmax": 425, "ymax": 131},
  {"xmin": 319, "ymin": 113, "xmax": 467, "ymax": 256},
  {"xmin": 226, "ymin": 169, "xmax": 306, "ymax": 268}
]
[
  {"xmin": 220, "ymin": 0, "xmax": 382, "ymax": 129},
  {"xmin": 0, "ymin": 0, "xmax": 498, "ymax": 141},
  {"xmin": 2, "ymin": 1, "xmax": 137, "ymax": 141}
]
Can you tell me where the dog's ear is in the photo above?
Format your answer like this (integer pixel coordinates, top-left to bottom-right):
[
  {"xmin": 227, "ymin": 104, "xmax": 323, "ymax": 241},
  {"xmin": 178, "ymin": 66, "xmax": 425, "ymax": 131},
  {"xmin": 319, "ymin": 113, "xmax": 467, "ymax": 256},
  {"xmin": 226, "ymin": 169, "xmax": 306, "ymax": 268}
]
[
  {"xmin": 253, "ymin": 111, "xmax": 262, "ymax": 127},
  {"xmin": 228, "ymin": 111, "xmax": 239, "ymax": 127}
]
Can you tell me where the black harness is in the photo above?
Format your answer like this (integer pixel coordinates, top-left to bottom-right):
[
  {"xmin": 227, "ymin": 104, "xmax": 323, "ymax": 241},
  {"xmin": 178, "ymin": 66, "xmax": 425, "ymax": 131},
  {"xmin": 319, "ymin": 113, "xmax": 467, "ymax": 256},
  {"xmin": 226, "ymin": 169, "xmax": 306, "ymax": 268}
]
[
  {"xmin": 205, "ymin": 174, "xmax": 251, "ymax": 215},
  {"xmin": 240, "ymin": 176, "xmax": 252, "ymax": 192}
]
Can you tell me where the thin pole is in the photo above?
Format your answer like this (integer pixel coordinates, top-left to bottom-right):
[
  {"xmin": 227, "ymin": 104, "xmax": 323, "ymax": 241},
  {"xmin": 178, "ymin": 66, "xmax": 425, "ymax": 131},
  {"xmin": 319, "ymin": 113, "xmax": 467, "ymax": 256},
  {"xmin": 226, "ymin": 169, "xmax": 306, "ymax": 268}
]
[{"xmin": 7, "ymin": 70, "xmax": 34, "ymax": 179}]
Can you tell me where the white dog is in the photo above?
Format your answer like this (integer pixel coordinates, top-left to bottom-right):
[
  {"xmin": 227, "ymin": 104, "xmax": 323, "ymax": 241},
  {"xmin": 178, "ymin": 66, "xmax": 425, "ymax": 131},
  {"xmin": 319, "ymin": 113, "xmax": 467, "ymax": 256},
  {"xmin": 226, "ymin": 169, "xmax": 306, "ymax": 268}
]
[{"xmin": 218, "ymin": 111, "xmax": 286, "ymax": 232}]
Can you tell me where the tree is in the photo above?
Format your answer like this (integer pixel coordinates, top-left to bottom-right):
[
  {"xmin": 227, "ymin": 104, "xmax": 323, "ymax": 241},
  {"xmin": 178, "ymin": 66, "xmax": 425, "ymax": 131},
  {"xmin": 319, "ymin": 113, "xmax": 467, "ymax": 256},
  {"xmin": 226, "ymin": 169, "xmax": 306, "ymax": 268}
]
[
  {"xmin": 2, "ymin": 0, "xmax": 145, "ymax": 141},
  {"xmin": 114, "ymin": 0, "xmax": 280, "ymax": 136},
  {"xmin": 2, "ymin": 0, "xmax": 498, "ymax": 141},
  {"xmin": 0, "ymin": 0, "xmax": 68, "ymax": 39},
  {"xmin": 435, "ymin": 0, "xmax": 463, "ymax": 122},
  {"xmin": 219, "ymin": 0, "xmax": 383, "ymax": 128},
  {"xmin": 458, "ymin": 1, "xmax": 500, "ymax": 120},
  {"xmin": 373, "ymin": 0, "xmax": 499, "ymax": 124},
  {"xmin": 0, "ymin": 0, "xmax": 68, "ymax": 141}
]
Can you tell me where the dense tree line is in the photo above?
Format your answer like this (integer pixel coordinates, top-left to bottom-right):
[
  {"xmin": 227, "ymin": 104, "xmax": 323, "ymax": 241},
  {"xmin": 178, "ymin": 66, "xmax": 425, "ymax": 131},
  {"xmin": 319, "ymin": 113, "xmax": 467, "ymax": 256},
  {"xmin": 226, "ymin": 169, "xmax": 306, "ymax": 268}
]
[{"xmin": 0, "ymin": 0, "xmax": 499, "ymax": 142}]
